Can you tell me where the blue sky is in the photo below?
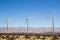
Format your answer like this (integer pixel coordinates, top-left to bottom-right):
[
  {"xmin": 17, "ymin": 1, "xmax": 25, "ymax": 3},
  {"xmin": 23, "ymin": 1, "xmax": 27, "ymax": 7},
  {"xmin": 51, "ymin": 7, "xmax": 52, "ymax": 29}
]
[{"xmin": 0, "ymin": 0, "xmax": 60, "ymax": 28}]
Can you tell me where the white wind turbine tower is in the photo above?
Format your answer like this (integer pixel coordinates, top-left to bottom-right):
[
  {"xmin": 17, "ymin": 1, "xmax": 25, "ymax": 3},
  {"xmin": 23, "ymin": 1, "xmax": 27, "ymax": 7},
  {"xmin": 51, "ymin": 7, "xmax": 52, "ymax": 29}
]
[
  {"xmin": 6, "ymin": 17, "xmax": 11, "ymax": 33},
  {"xmin": 6, "ymin": 17, "xmax": 8, "ymax": 33},
  {"xmin": 24, "ymin": 16, "xmax": 31, "ymax": 40},
  {"xmin": 1, "ymin": 17, "xmax": 9, "ymax": 39},
  {"xmin": 47, "ymin": 9, "xmax": 55, "ymax": 34},
  {"xmin": 25, "ymin": 16, "xmax": 30, "ymax": 34},
  {"xmin": 52, "ymin": 9, "xmax": 55, "ymax": 35},
  {"xmin": 49, "ymin": 9, "xmax": 55, "ymax": 40},
  {"xmin": 2, "ymin": 17, "xmax": 9, "ymax": 33}
]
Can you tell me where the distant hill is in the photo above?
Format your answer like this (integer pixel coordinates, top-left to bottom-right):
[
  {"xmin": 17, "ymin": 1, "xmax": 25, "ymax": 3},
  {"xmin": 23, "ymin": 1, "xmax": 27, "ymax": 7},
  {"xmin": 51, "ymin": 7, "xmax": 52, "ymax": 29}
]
[{"xmin": 0, "ymin": 27, "xmax": 60, "ymax": 33}]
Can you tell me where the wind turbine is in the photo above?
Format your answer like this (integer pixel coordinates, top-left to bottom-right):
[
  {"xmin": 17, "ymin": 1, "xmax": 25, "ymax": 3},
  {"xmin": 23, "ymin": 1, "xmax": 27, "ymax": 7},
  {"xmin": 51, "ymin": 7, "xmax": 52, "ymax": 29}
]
[
  {"xmin": 6, "ymin": 17, "xmax": 12, "ymax": 33},
  {"xmin": 6, "ymin": 17, "xmax": 13, "ymax": 39},
  {"xmin": 6, "ymin": 17, "xmax": 8, "ymax": 33},
  {"xmin": 51, "ymin": 9, "xmax": 56, "ymax": 40},
  {"xmin": 44, "ymin": 9, "xmax": 55, "ymax": 40},
  {"xmin": 1, "ymin": 17, "xmax": 9, "ymax": 39},
  {"xmin": 51, "ymin": 9, "xmax": 58, "ymax": 40},
  {"xmin": 24, "ymin": 16, "xmax": 31, "ymax": 40},
  {"xmin": 52, "ymin": 9, "xmax": 55, "ymax": 35},
  {"xmin": 46, "ymin": 9, "xmax": 55, "ymax": 34},
  {"xmin": 25, "ymin": 16, "xmax": 30, "ymax": 34}
]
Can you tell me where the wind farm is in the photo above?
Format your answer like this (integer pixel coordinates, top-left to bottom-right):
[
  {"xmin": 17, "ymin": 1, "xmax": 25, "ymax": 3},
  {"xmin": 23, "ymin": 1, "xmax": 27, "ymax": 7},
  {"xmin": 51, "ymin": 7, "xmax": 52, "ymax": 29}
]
[
  {"xmin": 0, "ymin": 0, "xmax": 60, "ymax": 40},
  {"xmin": 0, "ymin": 10, "xmax": 60, "ymax": 40}
]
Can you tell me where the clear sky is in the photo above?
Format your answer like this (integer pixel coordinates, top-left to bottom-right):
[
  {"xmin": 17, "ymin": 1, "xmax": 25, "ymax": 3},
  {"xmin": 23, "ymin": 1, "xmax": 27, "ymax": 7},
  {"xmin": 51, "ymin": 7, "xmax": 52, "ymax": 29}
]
[{"xmin": 0, "ymin": 0, "xmax": 60, "ymax": 28}]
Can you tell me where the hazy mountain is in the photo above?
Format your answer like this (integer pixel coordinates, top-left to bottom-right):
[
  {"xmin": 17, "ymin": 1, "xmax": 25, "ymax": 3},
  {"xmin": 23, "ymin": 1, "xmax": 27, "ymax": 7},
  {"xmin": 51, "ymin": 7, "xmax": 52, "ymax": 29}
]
[{"xmin": 0, "ymin": 27, "xmax": 60, "ymax": 33}]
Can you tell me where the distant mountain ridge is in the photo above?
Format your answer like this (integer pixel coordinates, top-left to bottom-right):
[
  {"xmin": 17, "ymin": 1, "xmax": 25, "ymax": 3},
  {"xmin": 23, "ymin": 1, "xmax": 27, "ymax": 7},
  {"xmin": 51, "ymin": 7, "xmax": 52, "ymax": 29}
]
[{"xmin": 0, "ymin": 27, "xmax": 60, "ymax": 33}]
